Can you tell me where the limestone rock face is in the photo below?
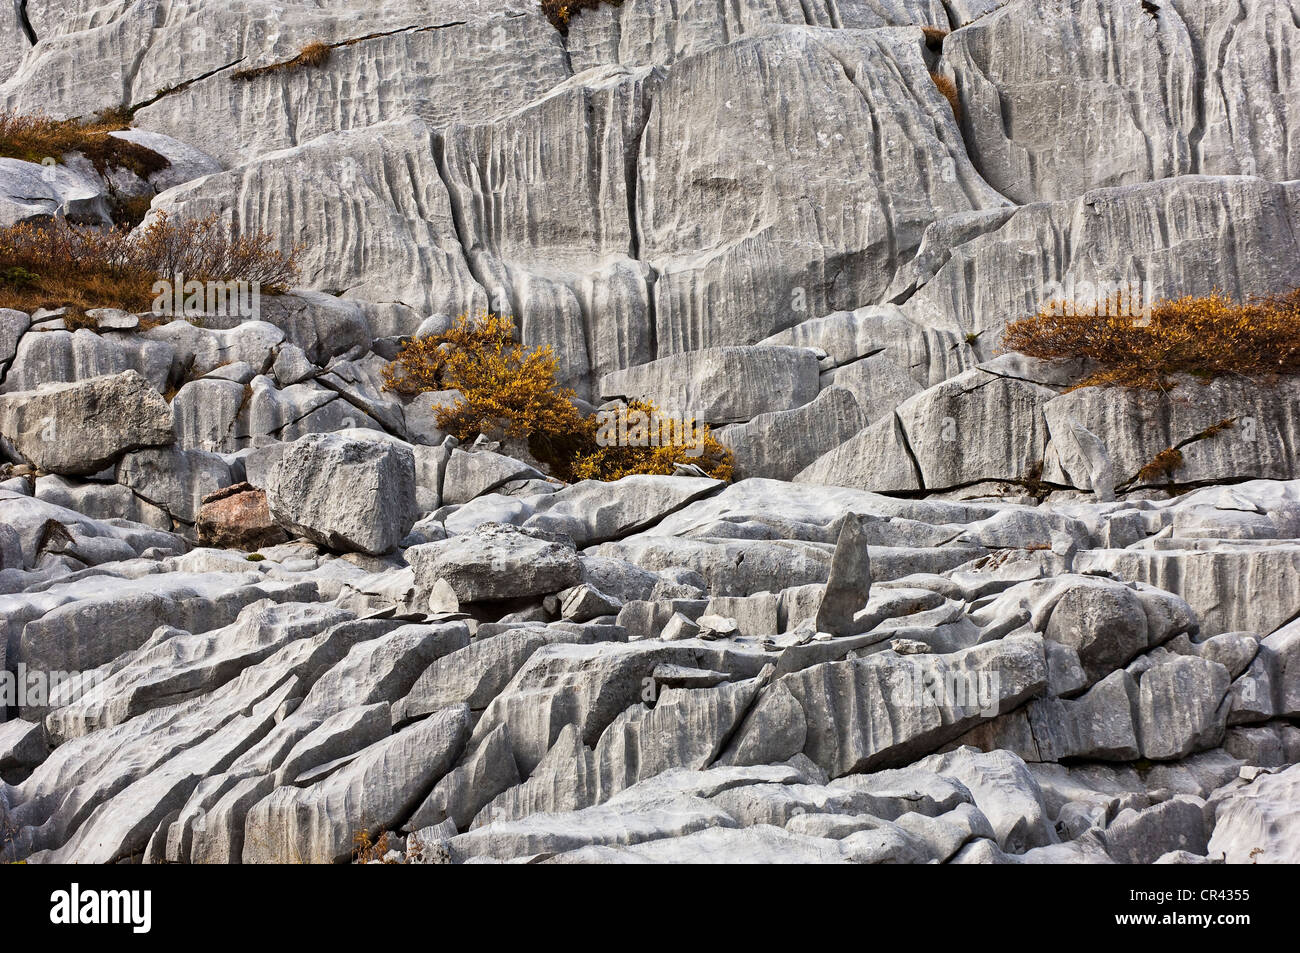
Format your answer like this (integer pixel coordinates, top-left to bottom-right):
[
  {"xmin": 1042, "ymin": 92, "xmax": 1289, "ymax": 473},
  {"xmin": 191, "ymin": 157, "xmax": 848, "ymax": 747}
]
[
  {"xmin": 0, "ymin": 157, "xmax": 111, "ymax": 226},
  {"xmin": 637, "ymin": 27, "xmax": 1006, "ymax": 354},
  {"xmin": 718, "ymin": 387, "xmax": 866, "ymax": 481},
  {"xmin": 524, "ymin": 476, "xmax": 723, "ymax": 546},
  {"xmin": 150, "ymin": 117, "xmax": 487, "ymax": 336},
  {"xmin": 1044, "ymin": 377, "xmax": 1300, "ymax": 491},
  {"xmin": 949, "ymin": 0, "xmax": 1300, "ymax": 203},
  {"xmin": 264, "ymin": 433, "xmax": 417, "ymax": 555},
  {"xmin": 4, "ymin": 0, "xmax": 1300, "ymax": 868},
  {"xmin": 1207, "ymin": 764, "xmax": 1300, "ymax": 864},
  {"xmin": 598, "ymin": 346, "xmax": 822, "ymax": 426},
  {"xmin": 0, "ymin": 370, "xmax": 174, "ymax": 475},
  {"xmin": 724, "ymin": 634, "xmax": 1048, "ymax": 776},
  {"xmin": 903, "ymin": 177, "xmax": 1300, "ymax": 349},
  {"xmin": 242, "ymin": 705, "xmax": 472, "ymax": 864}
]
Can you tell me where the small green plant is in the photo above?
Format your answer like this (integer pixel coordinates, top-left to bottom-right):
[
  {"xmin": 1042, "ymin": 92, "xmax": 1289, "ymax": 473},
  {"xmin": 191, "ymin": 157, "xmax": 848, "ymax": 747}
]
[
  {"xmin": 0, "ymin": 265, "xmax": 38, "ymax": 289},
  {"xmin": 245, "ymin": 552, "xmax": 266, "ymax": 562}
]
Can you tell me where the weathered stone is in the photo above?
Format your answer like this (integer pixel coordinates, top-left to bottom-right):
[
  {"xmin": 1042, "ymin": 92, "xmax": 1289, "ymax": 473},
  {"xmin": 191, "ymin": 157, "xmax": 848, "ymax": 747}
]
[
  {"xmin": 442, "ymin": 448, "xmax": 545, "ymax": 505},
  {"xmin": 116, "ymin": 446, "xmax": 235, "ymax": 524},
  {"xmin": 815, "ymin": 512, "xmax": 873, "ymax": 636},
  {"xmin": 242, "ymin": 705, "xmax": 471, "ymax": 865},
  {"xmin": 0, "ymin": 370, "xmax": 173, "ymax": 475},
  {"xmin": 723, "ymin": 634, "xmax": 1048, "ymax": 776},
  {"xmin": 1207, "ymin": 764, "xmax": 1300, "ymax": 864},
  {"xmin": 1136, "ymin": 656, "xmax": 1232, "ymax": 761},
  {"xmin": 265, "ymin": 433, "xmax": 417, "ymax": 555},
  {"xmin": 196, "ymin": 483, "xmax": 290, "ymax": 550},
  {"xmin": 793, "ymin": 413, "xmax": 923, "ymax": 492},
  {"xmin": 716, "ymin": 387, "xmax": 865, "ymax": 481},
  {"xmin": 407, "ymin": 522, "xmax": 581, "ymax": 604},
  {"xmin": 598, "ymin": 346, "xmax": 821, "ymax": 425},
  {"xmin": 1104, "ymin": 796, "xmax": 1209, "ymax": 865}
]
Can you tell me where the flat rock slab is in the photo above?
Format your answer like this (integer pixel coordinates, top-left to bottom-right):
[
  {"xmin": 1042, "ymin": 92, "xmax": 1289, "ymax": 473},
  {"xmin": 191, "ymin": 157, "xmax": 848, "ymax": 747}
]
[{"xmin": 407, "ymin": 521, "xmax": 582, "ymax": 604}]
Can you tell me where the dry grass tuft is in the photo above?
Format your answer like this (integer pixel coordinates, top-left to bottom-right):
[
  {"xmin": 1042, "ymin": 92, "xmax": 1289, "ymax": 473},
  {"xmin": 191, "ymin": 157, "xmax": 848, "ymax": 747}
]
[
  {"xmin": 0, "ymin": 109, "xmax": 168, "ymax": 180},
  {"xmin": 352, "ymin": 829, "xmax": 394, "ymax": 864},
  {"xmin": 929, "ymin": 72, "xmax": 961, "ymax": 121},
  {"xmin": 921, "ymin": 26, "xmax": 949, "ymax": 50},
  {"xmin": 233, "ymin": 40, "xmax": 333, "ymax": 80},
  {"xmin": 0, "ymin": 213, "xmax": 300, "ymax": 314},
  {"xmin": 1135, "ymin": 447, "xmax": 1184, "ymax": 485},
  {"xmin": 1002, "ymin": 289, "xmax": 1300, "ymax": 390}
]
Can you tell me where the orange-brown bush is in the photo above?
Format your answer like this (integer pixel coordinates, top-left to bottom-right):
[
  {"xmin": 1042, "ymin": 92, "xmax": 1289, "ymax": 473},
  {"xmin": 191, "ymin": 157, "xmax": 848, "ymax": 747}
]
[
  {"xmin": 382, "ymin": 311, "xmax": 587, "ymax": 467},
  {"xmin": 921, "ymin": 26, "xmax": 949, "ymax": 50},
  {"xmin": 0, "ymin": 109, "xmax": 168, "ymax": 180},
  {"xmin": 570, "ymin": 399, "xmax": 734, "ymax": 482},
  {"xmin": 929, "ymin": 72, "xmax": 961, "ymax": 121},
  {"xmin": 233, "ymin": 41, "xmax": 333, "ymax": 80},
  {"xmin": 351, "ymin": 829, "xmax": 394, "ymax": 864},
  {"xmin": 384, "ymin": 312, "xmax": 734, "ymax": 482},
  {"xmin": 1134, "ymin": 447, "xmax": 1184, "ymax": 485},
  {"xmin": 0, "ymin": 212, "xmax": 300, "ymax": 314},
  {"xmin": 540, "ymin": 0, "xmax": 624, "ymax": 30},
  {"xmin": 1001, "ymin": 289, "xmax": 1300, "ymax": 390}
]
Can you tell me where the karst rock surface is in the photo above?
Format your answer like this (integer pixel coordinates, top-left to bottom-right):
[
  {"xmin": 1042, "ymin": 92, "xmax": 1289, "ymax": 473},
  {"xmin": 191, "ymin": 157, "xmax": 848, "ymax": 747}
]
[{"xmin": 0, "ymin": 0, "xmax": 1297, "ymax": 865}]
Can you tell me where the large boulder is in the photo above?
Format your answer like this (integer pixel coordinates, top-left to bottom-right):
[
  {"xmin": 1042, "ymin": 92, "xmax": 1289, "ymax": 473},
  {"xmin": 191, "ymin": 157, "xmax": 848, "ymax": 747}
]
[
  {"xmin": 0, "ymin": 370, "xmax": 173, "ymax": 475},
  {"xmin": 407, "ymin": 522, "xmax": 582, "ymax": 604},
  {"xmin": 716, "ymin": 386, "xmax": 866, "ymax": 480},
  {"xmin": 0, "ymin": 156, "xmax": 111, "ymax": 226},
  {"xmin": 264, "ymin": 433, "xmax": 417, "ymax": 555},
  {"xmin": 1044, "ymin": 377, "xmax": 1300, "ymax": 490},
  {"xmin": 115, "ymin": 446, "xmax": 236, "ymax": 524},
  {"xmin": 523, "ymin": 475, "xmax": 723, "ymax": 546},
  {"xmin": 195, "ymin": 483, "xmax": 291, "ymax": 550},
  {"xmin": 894, "ymin": 368, "xmax": 1057, "ymax": 490},
  {"xmin": 1207, "ymin": 764, "xmax": 1300, "ymax": 864},
  {"xmin": 723, "ymin": 634, "xmax": 1049, "ymax": 776}
]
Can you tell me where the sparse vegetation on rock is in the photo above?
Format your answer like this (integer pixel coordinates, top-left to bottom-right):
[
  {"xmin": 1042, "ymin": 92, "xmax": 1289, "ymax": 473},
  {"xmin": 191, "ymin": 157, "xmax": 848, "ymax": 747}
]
[
  {"xmin": 384, "ymin": 311, "xmax": 733, "ymax": 482},
  {"xmin": 233, "ymin": 41, "xmax": 333, "ymax": 80},
  {"xmin": 540, "ymin": 0, "xmax": 624, "ymax": 31},
  {"xmin": 1003, "ymin": 289, "xmax": 1300, "ymax": 390},
  {"xmin": 0, "ymin": 109, "xmax": 167, "ymax": 179},
  {"xmin": 929, "ymin": 72, "xmax": 961, "ymax": 120},
  {"xmin": 0, "ymin": 213, "xmax": 300, "ymax": 314}
]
